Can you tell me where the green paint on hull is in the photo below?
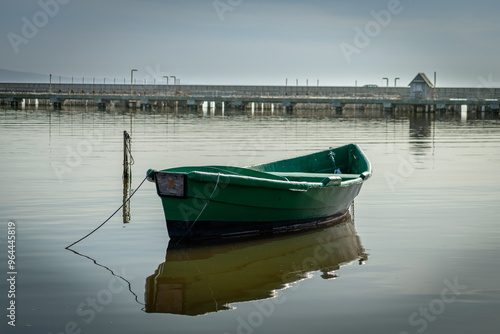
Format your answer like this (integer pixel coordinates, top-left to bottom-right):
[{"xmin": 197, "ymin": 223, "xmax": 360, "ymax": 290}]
[{"xmin": 148, "ymin": 143, "xmax": 372, "ymax": 239}]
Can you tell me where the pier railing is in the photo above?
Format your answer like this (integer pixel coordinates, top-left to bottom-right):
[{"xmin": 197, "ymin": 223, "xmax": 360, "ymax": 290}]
[
  {"xmin": 1, "ymin": 83, "xmax": 499, "ymax": 111},
  {"xmin": 1, "ymin": 82, "xmax": 499, "ymax": 100}
]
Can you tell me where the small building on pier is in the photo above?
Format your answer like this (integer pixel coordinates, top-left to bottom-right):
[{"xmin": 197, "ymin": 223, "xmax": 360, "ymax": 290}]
[{"xmin": 409, "ymin": 73, "xmax": 434, "ymax": 99}]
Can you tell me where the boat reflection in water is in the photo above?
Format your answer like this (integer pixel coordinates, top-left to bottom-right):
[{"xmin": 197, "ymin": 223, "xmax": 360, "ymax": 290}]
[{"xmin": 145, "ymin": 209, "xmax": 366, "ymax": 316}]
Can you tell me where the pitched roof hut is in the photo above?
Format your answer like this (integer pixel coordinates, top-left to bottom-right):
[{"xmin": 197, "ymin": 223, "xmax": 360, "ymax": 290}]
[{"xmin": 409, "ymin": 73, "xmax": 434, "ymax": 99}]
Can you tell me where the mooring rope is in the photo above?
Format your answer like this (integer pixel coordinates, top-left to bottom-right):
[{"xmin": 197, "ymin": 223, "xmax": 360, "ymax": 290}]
[
  {"xmin": 175, "ymin": 172, "xmax": 221, "ymax": 244},
  {"xmin": 65, "ymin": 173, "xmax": 150, "ymax": 249},
  {"xmin": 66, "ymin": 247, "xmax": 146, "ymax": 308}
]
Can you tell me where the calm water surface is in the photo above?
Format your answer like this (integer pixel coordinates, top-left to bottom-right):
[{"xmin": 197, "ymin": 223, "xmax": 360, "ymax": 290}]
[{"xmin": 1, "ymin": 106, "xmax": 499, "ymax": 334}]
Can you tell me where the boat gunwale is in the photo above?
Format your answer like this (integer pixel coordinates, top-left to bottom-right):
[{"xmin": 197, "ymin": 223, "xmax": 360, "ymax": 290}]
[
  {"xmin": 148, "ymin": 143, "xmax": 372, "ymax": 191},
  {"xmin": 186, "ymin": 170, "xmax": 364, "ymax": 190},
  {"xmin": 182, "ymin": 143, "xmax": 371, "ymax": 190}
]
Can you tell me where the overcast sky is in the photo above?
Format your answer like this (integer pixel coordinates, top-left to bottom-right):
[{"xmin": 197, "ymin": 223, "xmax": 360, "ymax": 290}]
[{"xmin": 1, "ymin": 0, "xmax": 499, "ymax": 87}]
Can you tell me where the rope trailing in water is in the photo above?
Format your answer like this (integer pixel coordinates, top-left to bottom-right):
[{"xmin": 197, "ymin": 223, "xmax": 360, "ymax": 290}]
[
  {"xmin": 65, "ymin": 172, "xmax": 151, "ymax": 249},
  {"xmin": 175, "ymin": 172, "xmax": 221, "ymax": 244},
  {"xmin": 66, "ymin": 247, "xmax": 146, "ymax": 308}
]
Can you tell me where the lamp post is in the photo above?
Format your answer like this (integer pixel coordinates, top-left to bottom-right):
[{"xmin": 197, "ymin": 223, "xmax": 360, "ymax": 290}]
[
  {"xmin": 49, "ymin": 74, "xmax": 52, "ymax": 94},
  {"xmin": 395, "ymin": 77, "xmax": 400, "ymax": 87},
  {"xmin": 170, "ymin": 76, "xmax": 176, "ymax": 94},
  {"xmin": 434, "ymin": 72, "xmax": 437, "ymax": 100},
  {"xmin": 163, "ymin": 76, "xmax": 169, "ymax": 96},
  {"xmin": 130, "ymin": 69, "xmax": 137, "ymax": 95},
  {"xmin": 383, "ymin": 77, "xmax": 389, "ymax": 87}
]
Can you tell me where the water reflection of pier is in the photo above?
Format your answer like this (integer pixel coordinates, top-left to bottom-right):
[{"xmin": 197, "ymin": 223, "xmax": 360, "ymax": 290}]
[
  {"xmin": 144, "ymin": 211, "xmax": 366, "ymax": 316},
  {"xmin": 409, "ymin": 113, "xmax": 434, "ymax": 156}
]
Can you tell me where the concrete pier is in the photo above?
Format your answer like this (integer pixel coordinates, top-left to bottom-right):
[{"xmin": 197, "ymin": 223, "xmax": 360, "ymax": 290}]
[{"xmin": 1, "ymin": 82, "xmax": 498, "ymax": 113}]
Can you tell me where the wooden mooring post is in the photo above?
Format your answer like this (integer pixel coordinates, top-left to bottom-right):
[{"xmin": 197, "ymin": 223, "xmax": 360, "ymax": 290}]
[
  {"xmin": 122, "ymin": 130, "xmax": 133, "ymax": 223},
  {"xmin": 123, "ymin": 131, "xmax": 131, "ymax": 179}
]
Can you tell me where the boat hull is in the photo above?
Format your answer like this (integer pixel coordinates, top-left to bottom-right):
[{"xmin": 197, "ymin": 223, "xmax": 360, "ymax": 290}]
[
  {"xmin": 166, "ymin": 207, "xmax": 353, "ymax": 239},
  {"xmin": 149, "ymin": 144, "xmax": 371, "ymax": 240}
]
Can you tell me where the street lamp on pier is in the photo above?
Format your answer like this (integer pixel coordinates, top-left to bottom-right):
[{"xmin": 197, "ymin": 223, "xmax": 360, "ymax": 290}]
[
  {"xmin": 395, "ymin": 77, "xmax": 400, "ymax": 87},
  {"xmin": 130, "ymin": 69, "xmax": 137, "ymax": 95},
  {"xmin": 163, "ymin": 76, "xmax": 169, "ymax": 96},
  {"xmin": 170, "ymin": 76, "xmax": 176, "ymax": 94},
  {"xmin": 383, "ymin": 77, "xmax": 389, "ymax": 87}
]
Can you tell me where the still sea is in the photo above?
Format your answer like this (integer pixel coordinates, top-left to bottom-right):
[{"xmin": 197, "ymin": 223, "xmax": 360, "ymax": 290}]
[{"xmin": 1, "ymin": 105, "xmax": 499, "ymax": 334}]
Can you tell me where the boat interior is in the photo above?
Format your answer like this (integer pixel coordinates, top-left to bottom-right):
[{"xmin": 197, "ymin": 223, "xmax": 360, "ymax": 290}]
[{"xmin": 163, "ymin": 144, "xmax": 371, "ymax": 184}]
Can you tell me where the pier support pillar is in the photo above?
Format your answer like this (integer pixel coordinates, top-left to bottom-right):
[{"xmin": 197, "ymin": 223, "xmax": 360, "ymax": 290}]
[
  {"xmin": 436, "ymin": 103, "xmax": 447, "ymax": 112},
  {"xmin": 332, "ymin": 101, "xmax": 344, "ymax": 113},
  {"xmin": 382, "ymin": 102, "xmax": 394, "ymax": 112},
  {"xmin": 94, "ymin": 98, "xmax": 110, "ymax": 110},
  {"xmin": 187, "ymin": 99, "xmax": 203, "ymax": 110},
  {"xmin": 126, "ymin": 100, "xmax": 140, "ymax": 108},
  {"xmin": 50, "ymin": 97, "xmax": 64, "ymax": 109},
  {"xmin": 263, "ymin": 103, "xmax": 273, "ymax": 111},
  {"xmin": 234, "ymin": 100, "xmax": 244, "ymax": 109},
  {"xmin": 413, "ymin": 105, "xmax": 426, "ymax": 113},
  {"xmin": 225, "ymin": 100, "xmax": 245, "ymax": 110},
  {"xmin": 165, "ymin": 101, "xmax": 176, "ymax": 108},
  {"xmin": 7, "ymin": 98, "xmax": 23, "ymax": 107},
  {"xmin": 282, "ymin": 101, "xmax": 296, "ymax": 113},
  {"xmin": 141, "ymin": 98, "xmax": 152, "ymax": 109}
]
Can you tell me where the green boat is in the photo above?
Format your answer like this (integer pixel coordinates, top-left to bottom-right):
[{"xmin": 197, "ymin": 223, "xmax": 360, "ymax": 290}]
[{"xmin": 147, "ymin": 143, "xmax": 371, "ymax": 240}]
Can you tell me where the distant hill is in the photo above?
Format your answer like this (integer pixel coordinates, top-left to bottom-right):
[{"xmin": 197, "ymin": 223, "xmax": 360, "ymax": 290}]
[{"xmin": 0, "ymin": 68, "xmax": 51, "ymax": 83}]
